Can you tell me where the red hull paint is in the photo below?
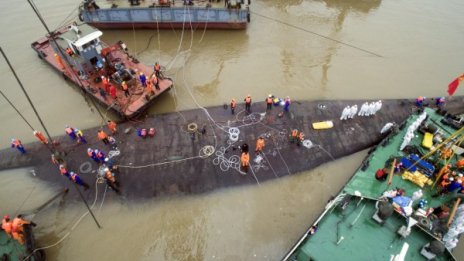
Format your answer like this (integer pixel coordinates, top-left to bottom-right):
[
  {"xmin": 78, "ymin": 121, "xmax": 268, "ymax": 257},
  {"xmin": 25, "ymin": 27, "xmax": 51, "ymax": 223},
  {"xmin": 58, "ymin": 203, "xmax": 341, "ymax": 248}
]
[{"xmin": 31, "ymin": 26, "xmax": 173, "ymax": 119}]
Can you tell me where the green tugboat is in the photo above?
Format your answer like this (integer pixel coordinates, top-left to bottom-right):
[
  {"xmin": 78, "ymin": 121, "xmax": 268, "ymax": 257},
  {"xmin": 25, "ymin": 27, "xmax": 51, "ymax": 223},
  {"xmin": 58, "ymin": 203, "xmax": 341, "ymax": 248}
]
[
  {"xmin": 0, "ymin": 225, "xmax": 45, "ymax": 261},
  {"xmin": 284, "ymin": 107, "xmax": 464, "ymax": 261}
]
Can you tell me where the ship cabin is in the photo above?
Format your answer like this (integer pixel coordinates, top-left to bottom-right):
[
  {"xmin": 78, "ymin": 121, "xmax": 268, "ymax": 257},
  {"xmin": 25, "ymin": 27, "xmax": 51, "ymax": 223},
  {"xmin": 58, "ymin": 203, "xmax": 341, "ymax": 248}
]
[{"xmin": 55, "ymin": 23, "xmax": 105, "ymax": 78}]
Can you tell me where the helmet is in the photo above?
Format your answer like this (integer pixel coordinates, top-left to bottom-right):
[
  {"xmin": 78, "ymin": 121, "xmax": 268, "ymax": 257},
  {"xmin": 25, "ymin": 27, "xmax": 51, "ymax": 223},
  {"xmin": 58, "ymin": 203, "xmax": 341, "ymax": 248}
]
[
  {"xmin": 95, "ymin": 149, "xmax": 99, "ymax": 153},
  {"xmin": 59, "ymin": 164, "xmax": 64, "ymax": 169},
  {"xmin": 268, "ymin": 94, "xmax": 272, "ymax": 98},
  {"xmin": 87, "ymin": 148, "xmax": 92, "ymax": 152},
  {"xmin": 101, "ymin": 76, "xmax": 105, "ymax": 79},
  {"xmin": 140, "ymin": 72, "xmax": 144, "ymax": 75},
  {"xmin": 450, "ymin": 177, "xmax": 454, "ymax": 181},
  {"xmin": 459, "ymin": 173, "xmax": 463, "ymax": 177}
]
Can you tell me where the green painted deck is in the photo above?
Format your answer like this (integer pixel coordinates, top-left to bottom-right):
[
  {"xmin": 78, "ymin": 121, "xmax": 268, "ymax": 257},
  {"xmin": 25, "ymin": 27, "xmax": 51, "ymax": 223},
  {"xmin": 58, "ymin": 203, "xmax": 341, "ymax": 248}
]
[
  {"xmin": 344, "ymin": 108, "xmax": 459, "ymax": 206},
  {"xmin": 0, "ymin": 230, "xmax": 27, "ymax": 260},
  {"xmin": 296, "ymin": 197, "xmax": 452, "ymax": 261},
  {"xmin": 287, "ymin": 108, "xmax": 462, "ymax": 261}
]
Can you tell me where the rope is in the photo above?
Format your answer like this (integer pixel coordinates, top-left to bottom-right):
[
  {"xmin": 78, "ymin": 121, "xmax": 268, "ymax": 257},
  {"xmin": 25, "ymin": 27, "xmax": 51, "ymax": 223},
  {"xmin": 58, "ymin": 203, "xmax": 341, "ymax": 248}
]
[
  {"xmin": 22, "ymin": 179, "xmax": 101, "ymax": 260},
  {"xmin": 250, "ymin": 11, "xmax": 383, "ymax": 58}
]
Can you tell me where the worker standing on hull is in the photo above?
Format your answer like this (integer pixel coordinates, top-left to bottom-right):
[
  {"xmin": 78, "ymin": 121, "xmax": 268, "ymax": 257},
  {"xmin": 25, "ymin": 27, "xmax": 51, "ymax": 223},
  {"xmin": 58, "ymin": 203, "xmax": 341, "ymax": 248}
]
[
  {"xmin": 11, "ymin": 138, "xmax": 26, "ymax": 154},
  {"xmin": 230, "ymin": 98, "xmax": 237, "ymax": 114},
  {"xmin": 244, "ymin": 95, "xmax": 252, "ymax": 114},
  {"xmin": 33, "ymin": 130, "xmax": 48, "ymax": 144}
]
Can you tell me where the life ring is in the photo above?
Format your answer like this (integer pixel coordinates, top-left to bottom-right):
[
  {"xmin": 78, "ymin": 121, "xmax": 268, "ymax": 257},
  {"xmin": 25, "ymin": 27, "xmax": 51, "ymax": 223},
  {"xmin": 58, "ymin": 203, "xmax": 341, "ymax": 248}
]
[
  {"xmin": 187, "ymin": 123, "xmax": 198, "ymax": 133},
  {"xmin": 79, "ymin": 161, "xmax": 92, "ymax": 174}
]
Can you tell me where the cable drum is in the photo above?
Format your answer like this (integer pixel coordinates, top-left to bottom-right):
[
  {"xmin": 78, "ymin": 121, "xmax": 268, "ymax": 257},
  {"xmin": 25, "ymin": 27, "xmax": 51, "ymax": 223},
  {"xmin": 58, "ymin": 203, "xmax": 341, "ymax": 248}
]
[
  {"xmin": 79, "ymin": 161, "xmax": 92, "ymax": 174},
  {"xmin": 187, "ymin": 122, "xmax": 198, "ymax": 133},
  {"xmin": 108, "ymin": 150, "xmax": 120, "ymax": 159},
  {"xmin": 199, "ymin": 145, "xmax": 215, "ymax": 158},
  {"xmin": 302, "ymin": 139, "xmax": 313, "ymax": 149},
  {"xmin": 228, "ymin": 127, "xmax": 240, "ymax": 142}
]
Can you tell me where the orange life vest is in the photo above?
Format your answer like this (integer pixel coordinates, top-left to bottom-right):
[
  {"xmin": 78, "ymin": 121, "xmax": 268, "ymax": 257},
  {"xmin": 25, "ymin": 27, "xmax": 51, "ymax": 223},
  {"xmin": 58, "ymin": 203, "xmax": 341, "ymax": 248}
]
[
  {"xmin": 122, "ymin": 82, "xmax": 128, "ymax": 91},
  {"xmin": 105, "ymin": 171, "xmax": 115, "ymax": 183},
  {"xmin": 457, "ymin": 159, "xmax": 464, "ymax": 168},
  {"xmin": 70, "ymin": 173, "xmax": 77, "ymax": 181},
  {"xmin": 299, "ymin": 132, "xmax": 305, "ymax": 141},
  {"xmin": 291, "ymin": 130, "xmax": 298, "ymax": 137},
  {"xmin": 108, "ymin": 121, "xmax": 117, "ymax": 131},
  {"xmin": 12, "ymin": 218, "xmax": 27, "ymax": 233},
  {"xmin": 245, "ymin": 97, "xmax": 251, "ymax": 104},
  {"xmin": 87, "ymin": 150, "xmax": 93, "ymax": 157},
  {"xmin": 98, "ymin": 131, "xmax": 107, "ymax": 140},
  {"xmin": 1, "ymin": 219, "xmax": 12, "ymax": 234},
  {"xmin": 256, "ymin": 139, "xmax": 265, "ymax": 150},
  {"xmin": 12, "ymin": 140, "xmax": 21, "ymax": 147},
  {"xmin": 102, "ymin": 77, "xmax": 108, "ymax": 85},
  {"xmin": 241, "ymin": 152, "xmax": 249, "ymax": 167},
  {"xmin": 154, "ymin": 64, "xmax": 160, "ymax": 71},
  {"xmin": 231, "ymin": 99, "xmax": 236, "ymax": 108},
  {"xmin": 65, "ymin": 127, "xmax": 73, "ymax": 134},
  {"xmin": 266, "ymin": 97, "xmax": 273, "ymax": 104}
]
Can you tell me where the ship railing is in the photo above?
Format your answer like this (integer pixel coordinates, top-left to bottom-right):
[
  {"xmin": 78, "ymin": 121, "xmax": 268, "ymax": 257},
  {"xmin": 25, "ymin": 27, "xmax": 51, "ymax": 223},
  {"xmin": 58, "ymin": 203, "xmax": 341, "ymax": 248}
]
[{"xmin": 281, "ymin": 193, "xmax": 347, "ymax": 261}]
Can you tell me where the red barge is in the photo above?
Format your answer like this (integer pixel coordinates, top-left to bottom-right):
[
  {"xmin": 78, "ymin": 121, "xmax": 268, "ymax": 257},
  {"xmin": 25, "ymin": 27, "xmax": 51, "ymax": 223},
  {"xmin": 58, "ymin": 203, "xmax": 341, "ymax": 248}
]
[{"xmin": 31, "ymin": 23, "xmax": 173, "ymax": 119}]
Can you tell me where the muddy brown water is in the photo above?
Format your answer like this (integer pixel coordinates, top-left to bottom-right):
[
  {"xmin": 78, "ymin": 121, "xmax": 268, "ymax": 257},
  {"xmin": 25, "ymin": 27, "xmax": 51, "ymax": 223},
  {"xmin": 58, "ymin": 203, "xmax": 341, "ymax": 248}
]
[{"xmin": 1, "ymin": 0, "xmax": 464, "ymax": 260}]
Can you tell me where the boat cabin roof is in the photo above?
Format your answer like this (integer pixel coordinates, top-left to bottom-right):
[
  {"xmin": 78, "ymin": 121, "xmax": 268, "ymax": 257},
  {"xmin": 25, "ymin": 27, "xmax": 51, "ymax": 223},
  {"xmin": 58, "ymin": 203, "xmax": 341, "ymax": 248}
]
[{"xmin": 56, "ymin": 24, "xmax": 102, "ymax": 49}]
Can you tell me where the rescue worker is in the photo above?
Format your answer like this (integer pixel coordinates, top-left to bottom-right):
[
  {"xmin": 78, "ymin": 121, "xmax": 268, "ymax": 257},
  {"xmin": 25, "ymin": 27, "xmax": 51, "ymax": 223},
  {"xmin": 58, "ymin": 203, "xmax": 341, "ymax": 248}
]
[
  {"xmin": 139, "ymin": 72, "xmax": 147, "ymax": 87},
  {"xmin": 69, "ymin": 171, "xmax": 90, "ymax": 190},
  {"xmin": 12, "ymin": 215, "xmax": 31, "ymax": 245},
  {"xmin": 255, "ymin": 136, "xmax": 265, "ymax": 154},
  {"xmin": 65, "ymin": 125, "xmax": 77, "ymax": 141},
  {"xmin": 297, "ymin": 132, "xmax": 305, "ymax": 146},
  {"xmin": 283, "ymin": 96, "xmax": 291, "ymax": 113},
  {"xmin": 65, "ymin": 47, "xmax": 74, "ymax": 57},
  {"xmin": 121, "ymin": 81, "xmax": 129, "ymax": 98},
  {"xmin": 244, "ymin": 94, "xmax": 252, "ymax": 114},
  {"xmin": 230, "ymin": 98, "xmax": 237, "ymax": 115},
  {"xmin": 98, "ymin": 129, "xmax": 109, "ymax": 145},
  {"xmin": 289, "ymin": 129, "xmax": 298, "ymax": 143},
  {"xmin": 109, "ymin": 84, "xmax": 117, "ymax": 99},
  {"xmin": 146, "ymin": 80, "xmax": 155, "ymax": 96},
  {"xmin": 456, "ymin": 159, "xmax": 464, "ymax": 169},
  {"xmin": 59, "ymin": 164, "xmax": 70, "ymax": 178},
  {"xmin": 75, "ymin": 129, "xmax": 87, "ymax": 144},
  {"xmin": 107, "ymin": 120, "xmax": 117, "ymax": 134},
  {"xmin": 435, "ymin": 97, "xmax": 445, "ymax": 108},
  {"xmin": 241, "ymin": 151, "xmax": 250, "ymax": 173},
  {"xmin": 1, "ymin": 215, "xmax": 12, "ymax": 238},
  {"xmin": 96, "ymin": 149, "xmax": 106, "ymax": 163},
  {"xmin": 99, "ymin": 87, "xmax": 107, "ymax": 100},
  {"xmin": 240, "ymin": 143, "xmax": 249, "ymax": 153},
  {"xmin": 151, "ymin": 74, "xmax": 160, "ymax": 90},
  {"xmin": 87, "ymin": 148, "xmax": 99, "ymax": 163},
  {"xmin": 33, "ymin": 130, "xmax": 48, "ymax": 144},
  {"xmin": 416, "ymin": 96, "xmax": 425, "ymax": 107},
  {"xmin": 105, "ymin": 169, "xmax": 120, "ymax": 193},
  {"xmin": 51, "ymin": 153, "xmax": 64, "ymax": 165},
  {"xmin": 265, "ymin": 94, "xmax": 273, "ymax": 111},
  {"xmin": 11, "ymin": 138, "xmax": 26, "ymax": 154},
  {"xmin": 154, "ymin": 62, "xmax": 161, "ymax": 78},
  {"xmin": 101, "ymin": 75, "xmax": 110, "ymax": 92},
  {"xmin": 54, "ymin": 53, "xmax": 65, "ymax": 70}
]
